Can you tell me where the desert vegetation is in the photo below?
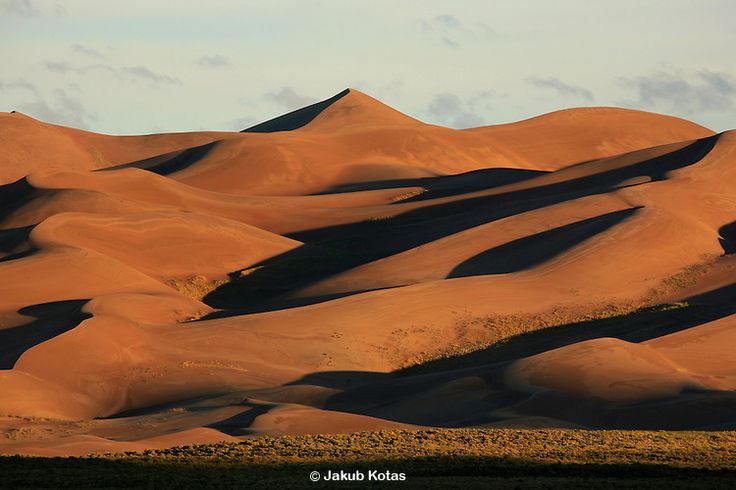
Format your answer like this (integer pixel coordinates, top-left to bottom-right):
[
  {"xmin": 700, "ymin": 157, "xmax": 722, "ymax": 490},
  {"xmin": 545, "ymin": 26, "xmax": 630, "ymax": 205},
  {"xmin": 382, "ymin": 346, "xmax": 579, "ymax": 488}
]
[{"xmin": 3, "ymin": 429, "xmax": 735, "ymax": 488}]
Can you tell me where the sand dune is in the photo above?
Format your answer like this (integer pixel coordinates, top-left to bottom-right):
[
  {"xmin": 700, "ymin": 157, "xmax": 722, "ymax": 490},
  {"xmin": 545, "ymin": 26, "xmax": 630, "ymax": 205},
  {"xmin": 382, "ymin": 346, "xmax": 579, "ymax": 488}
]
[
  {"xmin": 1, "ymin": 89, "xmax": 735, "ymax": 455},
  {"xmin": 0, "ymin": 111, "xmax": 237, "ymax": 185},
  {"xmin": 29, "ymin": 211, "xmax": 301, "ymax": 280},
  {"xmin": 94, "ymin": 90, "xmax": 714, "ymax": 196}
]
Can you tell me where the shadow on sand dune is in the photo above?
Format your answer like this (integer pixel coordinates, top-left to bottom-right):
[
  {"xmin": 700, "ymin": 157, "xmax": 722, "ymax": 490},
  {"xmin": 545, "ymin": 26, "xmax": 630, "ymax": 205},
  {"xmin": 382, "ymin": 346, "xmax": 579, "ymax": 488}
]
[
  {"xmin": 99, "ymin": 141, "xmax": 219, "ymax": 176},
  {"xmin": 252, "ymin": 281, "xmax": 736, "ymax": 430},
  {"xmin": 205, "ymin": 403, "xmax": 273, "ymax": 436},
  {"xmin": 0, "ymin": 299, "xmax": 90, "ymax": 369},
  {"xmin": 400, "ymin": 283, "xmax": 736, "ymax": 375},
  {"xmin": 201, "ymin": 136, "xmax": 718, "ymax": 316},
  {"xmin": 0, "ymin": 225, "xmax": 34, "ymax": 262},
  {"xmin": 314, "ymin": 167, "xmax": 548, "ymax": 199},
  {"xmin": 718, "ymin": 220, "xmax": 736, "ymax": 254},
  {"xmin": 449, "ymin": 207, "xmax": 639, "ymax": 277},
  {"xmin": 0, "ymin": 178, "xmax": 35, "ymax": 221},
  {"xmin": 242, "ymin": 88, "xmax": 350, "ymax": 133}
]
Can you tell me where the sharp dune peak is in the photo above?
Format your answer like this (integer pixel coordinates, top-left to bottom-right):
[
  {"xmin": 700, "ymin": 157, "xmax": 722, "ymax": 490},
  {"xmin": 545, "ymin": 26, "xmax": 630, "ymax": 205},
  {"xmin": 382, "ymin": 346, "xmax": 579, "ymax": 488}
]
[
  {"xmin": 241, "ymin": 87, "xmax": 718, "ymax": 136},
  {"xmin": 242, "ymin": 87, "xmax": 422, "ymax": 133}
]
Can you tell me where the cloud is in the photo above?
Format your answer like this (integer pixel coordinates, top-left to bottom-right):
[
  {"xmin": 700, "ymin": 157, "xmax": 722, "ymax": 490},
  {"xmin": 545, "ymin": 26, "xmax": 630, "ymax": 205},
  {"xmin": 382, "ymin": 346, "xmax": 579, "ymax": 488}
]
[
  {"xmin": 429, "ymin": 92, "xmax": 463, "ymax": 118},
  {"xmin": 619, "ymin": 69, "xmax": 736, "ymax": 113},
  {"xmin": 85, "ymin": 63, "xmax": 117, "ymax": 74},
  {"xmin": 16, "ymin": 88, "xmax": 97, "ymax": 129},
  {"xmin": 420, "ymin": 14, "xmax": 494, "ymax": 49},
  {"xmin": 196, "ymin": 54, "xmax": 229, "ymax": 68},
  {"xmin": 1, "ymin": 0, "xmax": 39, "ymax": 16},
  {"xmin": 422, "ymin": 14, "xmax": 462, "ymax": 32},
  {"xmin": 434, "ymin": 14, "xmax": 461, "ymax": 30},
  {"xmin": 527, "ymin": 76, "xmax": 594, "ymax": 101},
  {"xmin": 1, "ymin": 0, "xmax": 64, "ymax": 16},
  {"xmin": 442, "ymin": 37, "xmax": 459, "ymax": 49},
  {"xmin": 43, "ymin": 59, "xmax": 115, "ymax": 75},
  {"xmin": 474, "ymin": 22, "xmax": 495, "ymax": 36},
  {"xmin": 468, "ymin": 90, "xmax": 495, "ymax": 109},
  {"xmin": 41, "ymin": 60, "xmax": 181, "ymax": 86},
  {"xmin": 421, "ymin": 14, "xmax": 461, "ymax": 48},
  {"xmin": 452, "ymin": 112, "xmax": 484, "ymax": 128},
  {"xmin": 427, "ymin": 92, "xmax": 486, "ymax": 129},
  {"xmin": 264, "ymin": 87, "xmax": 317, "ymax": 110},
  {"xmin": 71, "ymin": 44, "xmax": 105, "ymax": 59},
  {"xmin": 42, "ymin": 59, "xmax": 76, "ymax": 74},
  {"xmin": 122, "ymin": 66, "xmax": 182, "ymax": 85},
  {"xmin": 0, "ymin": 78, "xmax": 39, "ymax": 95}
]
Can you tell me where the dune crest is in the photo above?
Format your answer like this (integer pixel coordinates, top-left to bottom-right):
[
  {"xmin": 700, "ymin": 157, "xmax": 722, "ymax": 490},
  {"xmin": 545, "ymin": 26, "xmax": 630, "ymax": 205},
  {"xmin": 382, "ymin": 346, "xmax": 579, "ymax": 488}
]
[{"xmin": 1, "ymin": 91, "xmax": 735, "ymax": 455}]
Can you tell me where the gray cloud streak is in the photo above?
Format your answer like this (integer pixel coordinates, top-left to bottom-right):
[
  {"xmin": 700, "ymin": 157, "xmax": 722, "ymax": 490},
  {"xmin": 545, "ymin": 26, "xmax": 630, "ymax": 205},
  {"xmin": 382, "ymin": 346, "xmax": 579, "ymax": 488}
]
[
  {"xmin": 15, "ymin": 88, "xmax": 97, "ymax": 129},
  {"xmin": 0, "ymin": 78, "xmax": 39, "ymax": 95},
  {"xmin": 196, "ymin": 54, "xmax": 229, "ymax": 68},
  {"xmin": 43, "ymin": 60, "xmax": 75, "ymax": 74},
  {"xmin": 1, "ymin": 0, "xmax": 64, "ymax": 16},
  {"xmin": 428, "ymin": 91, "xmax": 486, "ymax": 129},
  {"xmin": 1, "ymin": 0, "xmax": 39, "ymax": 16},
  {"xmin": 620, "ymin": 70, "xmax": 736, "ymax": 113},
  {"xmin": 71, "ymin": 44, "xmax": 105, "ymax": 59},
  {"xmin": 528, "ymin": 76, "xmax": 594, "ymax": 101},
  {"xmin": 122, "ymin": 66, "xmax": 182, "ymax": 85},
  {"xmin": 264, "ymin": 87, "xmax": 317, "ymax": 110},
  {"xmin": 434, "ymin": 14, "xmax": 461, "ymax": 29},
  {"xmin": 42, "ymin": 60, "xmax": 182, "ymax": 86},
  {"xmin": 420, "ymin": 14, "xmax": 494, "ymax": 50}
]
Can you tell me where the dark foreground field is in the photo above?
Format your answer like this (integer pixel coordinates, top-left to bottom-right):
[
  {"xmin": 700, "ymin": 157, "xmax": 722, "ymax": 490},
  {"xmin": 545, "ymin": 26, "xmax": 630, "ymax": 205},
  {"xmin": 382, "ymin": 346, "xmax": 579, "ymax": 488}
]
[{"xmin": 2, "ymin": 429, "xmax": 735, "ymax": 489}]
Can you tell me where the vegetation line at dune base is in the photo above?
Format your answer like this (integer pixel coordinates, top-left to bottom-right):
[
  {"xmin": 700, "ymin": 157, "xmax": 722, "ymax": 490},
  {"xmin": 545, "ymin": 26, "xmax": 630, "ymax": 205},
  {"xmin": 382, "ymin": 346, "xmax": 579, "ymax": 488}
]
[
  {"xmin": 2, "ymin": 430, "xmax": 736, "ymax": 489},
  {"xmin": 399, "ymin": 301, "xmax": 692, "ymax": 373}
]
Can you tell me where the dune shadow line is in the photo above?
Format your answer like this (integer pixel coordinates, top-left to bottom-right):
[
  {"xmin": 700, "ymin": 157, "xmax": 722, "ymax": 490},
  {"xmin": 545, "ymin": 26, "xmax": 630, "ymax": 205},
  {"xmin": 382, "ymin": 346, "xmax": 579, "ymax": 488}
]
[
  {"xmin": 449, "ymin": 207, "xmax": 640, "ymax": 278},
  {"xmin": 315, "ymin": 168, "xmax": 548, "ymax": 199},
  {"xmin": 98, "ymin": 141, "xmax": 219, "ymax": 176},
  {"xmin": 243, "ymin": 88, "xmax": 350, "ymax": 133},
  {"xmin": 0, "ymin": 299, "xmax": 90, "ymax": 369},
  {"xmin": 718, "ymin": 220, "xmax": 736, "ymax": 254}
]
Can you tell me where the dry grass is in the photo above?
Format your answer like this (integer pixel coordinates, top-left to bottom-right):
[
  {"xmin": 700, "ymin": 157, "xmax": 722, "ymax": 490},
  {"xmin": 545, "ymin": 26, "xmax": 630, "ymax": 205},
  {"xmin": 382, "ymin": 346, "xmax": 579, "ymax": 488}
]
[
  {"xmin": 400, "ymin": 302, "xmax": 688, "ymax": 370},
  {"xmin": 166, "ymin": 275, "xmax": 228, "ymax": 301},
  {"xmin": 367, "ymin": 214, "xmax": 396, "ymax": 222},
  {"xmin": 178, "ymin": 360, "xmax": 249, "ymax": 373},
  {"xmin": 2, "ymin": 429, "xmax": 735, "ymax": 488},
  {"xmin": 88, "ymin": 147, "xmax": 111, "ymax": 168},
  {"xmin": 648, "ymin": 261, "xmax": 712, "ymax": 298},
  {"xmin": 109, "ymin": 429, "xmax": 736, "ymax": 467},
  {"xmin": 178, "ymin": 310, "xmax": 211, "ymax": 322},
  {"xmin": 390, "ymin": 189, "xmax": 427, "ymax": 202}
]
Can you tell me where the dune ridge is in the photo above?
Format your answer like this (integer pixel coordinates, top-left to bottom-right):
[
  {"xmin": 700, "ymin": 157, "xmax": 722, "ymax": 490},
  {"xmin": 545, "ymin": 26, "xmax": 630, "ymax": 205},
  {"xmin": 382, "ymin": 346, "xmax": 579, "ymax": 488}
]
[{"xmin": 0, "ymin": 89, "xmax": 734, "ymax": 455}]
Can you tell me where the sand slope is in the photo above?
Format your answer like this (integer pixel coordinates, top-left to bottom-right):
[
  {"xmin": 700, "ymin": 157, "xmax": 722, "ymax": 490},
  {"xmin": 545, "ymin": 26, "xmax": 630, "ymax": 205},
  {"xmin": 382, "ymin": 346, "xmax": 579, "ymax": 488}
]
[
  {"xmin": 99, "ymin": 90, "xmax": 714, "ymax": 196},
  {"xmin": 0, "ymin": 90, "xmax": 734, "ymax": 455}
]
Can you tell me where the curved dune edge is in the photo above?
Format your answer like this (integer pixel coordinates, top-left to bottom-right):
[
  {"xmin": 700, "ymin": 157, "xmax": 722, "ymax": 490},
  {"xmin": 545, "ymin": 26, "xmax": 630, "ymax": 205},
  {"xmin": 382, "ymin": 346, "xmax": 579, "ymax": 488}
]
[
  {"xmin": 242, "ymin": 88, "xmax": 352, "ymax": 132},
  {"xmin": 0, "ymin": 92, "xmax": 735, "ymax": 455},
  {"xmin": 153, "ymin": 92, "xmax": 715, "ymax": 196},
  {"xmin": 503, "ymin": 314, "xmax": 736, "ymax": 416},
  {"xmin": 0, "ymin": 428, "xmax": 240, "ymax": 457}
]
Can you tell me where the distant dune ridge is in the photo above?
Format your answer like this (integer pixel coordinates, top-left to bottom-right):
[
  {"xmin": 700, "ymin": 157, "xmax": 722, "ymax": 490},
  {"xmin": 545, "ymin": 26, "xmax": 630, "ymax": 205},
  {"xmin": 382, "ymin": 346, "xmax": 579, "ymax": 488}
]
[{"xmin": 1, "ymin": 88, "xmax": 735, "ymax": 456}]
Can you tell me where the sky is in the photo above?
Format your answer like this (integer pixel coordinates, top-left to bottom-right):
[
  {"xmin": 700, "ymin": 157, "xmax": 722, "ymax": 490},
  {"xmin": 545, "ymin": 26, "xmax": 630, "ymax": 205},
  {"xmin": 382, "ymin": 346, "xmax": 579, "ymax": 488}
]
[{"xmin": 1, "ymin": 0, "xmax": 734, "ymax": 134}]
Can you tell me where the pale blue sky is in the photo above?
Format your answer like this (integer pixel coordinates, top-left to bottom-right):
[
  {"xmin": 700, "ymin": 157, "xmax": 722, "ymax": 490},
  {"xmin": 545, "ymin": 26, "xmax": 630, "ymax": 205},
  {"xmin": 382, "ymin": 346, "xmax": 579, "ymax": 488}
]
[{"xmin": 1, "ymin": 0, "xmax": 734, "ymax": 134}]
